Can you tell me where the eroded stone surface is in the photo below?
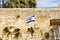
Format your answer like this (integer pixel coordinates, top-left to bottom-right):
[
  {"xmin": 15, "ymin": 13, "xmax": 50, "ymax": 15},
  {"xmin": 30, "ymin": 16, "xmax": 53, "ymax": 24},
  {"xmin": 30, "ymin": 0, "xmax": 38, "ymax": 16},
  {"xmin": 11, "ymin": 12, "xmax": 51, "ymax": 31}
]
[{"xmin": 0, "ymin": 8, "xmax": 60, "ymax": 40}]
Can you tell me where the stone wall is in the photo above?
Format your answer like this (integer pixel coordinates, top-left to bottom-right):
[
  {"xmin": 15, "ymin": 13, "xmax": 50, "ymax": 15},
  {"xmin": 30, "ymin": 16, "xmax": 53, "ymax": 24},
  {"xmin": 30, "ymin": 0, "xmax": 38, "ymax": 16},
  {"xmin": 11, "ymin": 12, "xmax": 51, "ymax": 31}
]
[{"xmin": 0, "ymin": 8, "xmax": 60, "ymax": 40}]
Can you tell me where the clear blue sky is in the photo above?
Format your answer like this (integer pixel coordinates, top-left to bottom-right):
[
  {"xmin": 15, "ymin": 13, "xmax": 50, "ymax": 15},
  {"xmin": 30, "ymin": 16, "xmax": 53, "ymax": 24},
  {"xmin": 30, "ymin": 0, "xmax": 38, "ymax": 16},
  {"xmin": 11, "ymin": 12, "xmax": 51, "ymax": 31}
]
[{"xmin": 36, "ymin": 0, "xmax": 60, "ymax": 8}]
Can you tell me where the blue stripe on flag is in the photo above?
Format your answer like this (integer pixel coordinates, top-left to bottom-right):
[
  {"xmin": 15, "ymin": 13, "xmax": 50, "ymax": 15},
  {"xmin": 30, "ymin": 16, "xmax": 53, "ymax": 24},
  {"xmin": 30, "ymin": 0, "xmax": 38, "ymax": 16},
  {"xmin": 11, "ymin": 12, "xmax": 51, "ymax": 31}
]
[{"xmin": 27, "ymin": 20, "xmax": 35, "ymax": 23}]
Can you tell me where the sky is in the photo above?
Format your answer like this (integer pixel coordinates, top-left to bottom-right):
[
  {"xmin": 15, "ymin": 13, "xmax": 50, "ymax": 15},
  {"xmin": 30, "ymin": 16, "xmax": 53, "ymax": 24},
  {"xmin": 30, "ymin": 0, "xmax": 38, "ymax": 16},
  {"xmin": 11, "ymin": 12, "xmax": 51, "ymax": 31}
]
[
  {"xmin": 36, "ymin": 0, "xmax": 60, "ymax": 8},
  {"xmin": 0, "ymin": 0, "xmax": 60, "ymax": 8}
]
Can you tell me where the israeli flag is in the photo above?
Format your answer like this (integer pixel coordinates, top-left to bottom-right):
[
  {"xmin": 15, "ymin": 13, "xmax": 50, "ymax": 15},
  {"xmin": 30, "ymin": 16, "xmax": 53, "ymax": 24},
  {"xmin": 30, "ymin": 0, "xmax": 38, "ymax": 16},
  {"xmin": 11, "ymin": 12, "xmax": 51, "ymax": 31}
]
[{"xmin": 26, "ymin": 15, "xmax": 35, "ymax": 23}]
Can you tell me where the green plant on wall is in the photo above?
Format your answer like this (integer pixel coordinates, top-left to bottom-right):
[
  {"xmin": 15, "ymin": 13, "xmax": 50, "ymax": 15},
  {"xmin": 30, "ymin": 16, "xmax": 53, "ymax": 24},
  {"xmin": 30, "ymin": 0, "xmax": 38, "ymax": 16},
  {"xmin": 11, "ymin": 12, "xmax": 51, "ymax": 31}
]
[
  {"xmin": 3, "ymin": 0, "xmax": 37, "ymax": 8},
  {"xmin": 16, "ymin": 15, "xmax": 20, "ymax": 19},
  {"xmin": 27, "ymin": 27, "xmax": 34, "ymax": 36},
  {"xmin": 3, "ymin": 27, "xmax": 9, "ymax": 34},
  {"xmin": 3, "ymin": 27, "xmax": 12, "ymax": 40},
  {"xmin": 44, "ymin": 32, "xmax": 49, "ymax": 39},
  {"xmin": 0, "ymin": 38, "xmax": 2, "ymax": 40},
  {"xmin": 13, "ymin": 28, "xmax": 22, "ymax": 39}
]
